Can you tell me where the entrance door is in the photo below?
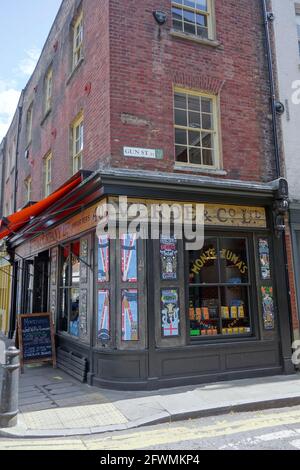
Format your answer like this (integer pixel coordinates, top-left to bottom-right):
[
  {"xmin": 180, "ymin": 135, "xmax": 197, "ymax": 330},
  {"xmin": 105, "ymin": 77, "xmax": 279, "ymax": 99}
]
[{"xmin": 33, "ymin": 251, "xmax": 49, "ymax": 313}]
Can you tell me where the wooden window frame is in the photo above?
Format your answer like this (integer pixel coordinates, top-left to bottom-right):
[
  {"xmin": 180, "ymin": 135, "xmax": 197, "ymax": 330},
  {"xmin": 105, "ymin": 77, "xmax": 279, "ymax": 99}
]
[
  {"xmin": 174, "ymin": 87, "xmax": 221, "ymax": 169},
  {"xmin": 171, "ymin": 0, "xmax": 215, "ymax": 41},
  {"xmin": 24, "ymin": 177, "xmax": 32, "ymax": 203},
  {"xmin": 26, "ymin": 103, "xmax": 33, "ymax": 146},
  {"xmin": 44, "ymin": 67, "xmax": 53, "ymax": 114},
  {"xmin": 72, "ymin": 11, "xmax": 83, "ymax": 70},
  {"xmin": 71, "ymin": 112, "xmax": 84, "ymax": 174}
]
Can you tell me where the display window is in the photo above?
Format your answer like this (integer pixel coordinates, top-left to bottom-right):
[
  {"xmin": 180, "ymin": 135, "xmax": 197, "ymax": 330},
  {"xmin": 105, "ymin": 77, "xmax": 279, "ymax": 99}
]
[{"xmin": 188, "ymin": 237, "xmax": 252, "ymax": 338}]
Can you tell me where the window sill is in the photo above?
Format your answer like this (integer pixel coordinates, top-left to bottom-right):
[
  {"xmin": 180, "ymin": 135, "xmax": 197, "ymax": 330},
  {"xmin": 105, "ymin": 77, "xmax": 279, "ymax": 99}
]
[
  {"xmin": 40, "ymin": 108, "xmax": 52, "ymax": 126},
  {"xmin": 170, "ymin": 30, "xmax": 222, "ymax": 49},
  {"xmin": 66, "ymin": 56, "xmax": 84, "ymax": 86},
  {"xmin": 174, "ymin": 164, "xmax": 227, "ymax": 176}
]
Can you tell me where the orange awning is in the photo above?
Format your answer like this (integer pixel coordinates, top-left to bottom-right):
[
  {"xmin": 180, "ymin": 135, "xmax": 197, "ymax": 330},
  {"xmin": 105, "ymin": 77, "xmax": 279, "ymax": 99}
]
[{"xmin": 0, "ymin": 175, "xmax": 82, "ymax": 240}]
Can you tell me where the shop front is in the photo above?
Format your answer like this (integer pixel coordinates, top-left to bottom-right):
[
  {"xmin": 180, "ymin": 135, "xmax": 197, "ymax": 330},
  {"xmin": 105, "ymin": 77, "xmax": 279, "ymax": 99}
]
[{"xmin": 6, "ymin": 170, "xmax": 294, "ymax": 389}]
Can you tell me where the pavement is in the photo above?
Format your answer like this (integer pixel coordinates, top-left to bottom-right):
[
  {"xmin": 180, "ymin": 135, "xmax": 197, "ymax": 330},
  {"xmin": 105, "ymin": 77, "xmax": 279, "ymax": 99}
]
[{"xmin": 1, "ymin": 364, "xmax": 300, "ymax": 438}]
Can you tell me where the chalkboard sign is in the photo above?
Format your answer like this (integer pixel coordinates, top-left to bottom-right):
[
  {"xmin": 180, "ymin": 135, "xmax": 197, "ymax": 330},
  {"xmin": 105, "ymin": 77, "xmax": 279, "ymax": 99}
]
[{"xmin": 17, "ymin": 313, "xmax": 56, "ymax": 370}]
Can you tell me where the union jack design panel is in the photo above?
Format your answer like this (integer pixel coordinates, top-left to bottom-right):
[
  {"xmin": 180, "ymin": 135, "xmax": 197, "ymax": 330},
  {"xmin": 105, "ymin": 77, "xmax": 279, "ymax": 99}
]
[{"xmin": 121, "ymin": 289, "xmax": 139, "ymax": 341}]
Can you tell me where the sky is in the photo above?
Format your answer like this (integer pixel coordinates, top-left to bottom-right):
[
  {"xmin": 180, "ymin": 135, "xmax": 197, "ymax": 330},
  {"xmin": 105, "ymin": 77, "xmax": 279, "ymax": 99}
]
[{"xmin": 0, "ymin": 0, "xmax": 62, "ymax": 141}]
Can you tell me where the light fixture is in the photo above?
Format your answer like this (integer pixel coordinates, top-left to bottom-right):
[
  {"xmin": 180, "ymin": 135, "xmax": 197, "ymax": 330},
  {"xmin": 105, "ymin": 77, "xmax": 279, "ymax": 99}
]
[{"xmin": 153, "ymin": 11, "xmax": 167, "ymax": 26}]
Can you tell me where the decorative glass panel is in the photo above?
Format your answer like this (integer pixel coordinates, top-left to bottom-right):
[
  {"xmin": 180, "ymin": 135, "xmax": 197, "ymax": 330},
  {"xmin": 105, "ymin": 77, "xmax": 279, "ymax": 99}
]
[
  {"xmin": 121, "ymin": 234, "xmax": 137, "ymax": 283},
  {"xmin": 261, "ymin": 286, "xmax": 275, "ymax": 330},
  {"xmin": 79, "ymin": 288, "xmax": 88, "ymax": 336},
  {"xmin": 98, "ymin": 235, "xmax": 110, "ymax": 282},
  {"xmin": 161, "ymin": 289, "xmax": 180, "ymax": 337},
  {"xmin": 121, "ymin": 289, "xmax": 139, "ymax": 341},
  {"xmin": 80, "ymin": 239, "xmax": 88, "ymax": 283},
  {"xmin": 258, "ymin": 238, "xmax": 271, "ymax": 280},
  {"xmin": 160, "ymin": 237, "xmax": 178, "ymax": 281},
  {"xmin": 98, "ymin": 290, "xmax": 110, "ymax": 341}
]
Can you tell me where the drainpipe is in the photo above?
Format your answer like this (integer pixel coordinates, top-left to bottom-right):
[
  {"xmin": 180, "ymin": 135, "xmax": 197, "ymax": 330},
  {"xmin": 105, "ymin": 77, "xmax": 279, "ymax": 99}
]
[{"xmin": 262, "ymin": 0, "xmax": 294, "ymax": 355}]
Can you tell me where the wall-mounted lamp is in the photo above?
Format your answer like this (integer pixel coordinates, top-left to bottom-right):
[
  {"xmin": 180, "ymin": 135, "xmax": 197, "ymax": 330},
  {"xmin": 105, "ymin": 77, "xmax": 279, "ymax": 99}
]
[{"xmin": 153, "ymin": 11, "xmax": 167, "ymax": 26}]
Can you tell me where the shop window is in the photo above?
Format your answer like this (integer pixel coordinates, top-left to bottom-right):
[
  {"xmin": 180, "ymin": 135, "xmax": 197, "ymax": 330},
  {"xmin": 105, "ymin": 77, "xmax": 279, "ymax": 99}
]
[
  {"xmin": 121, "ymin": 233, "xmax": 137, "ymax": 283},
  {"xmin": 96, "ymin": 234, "xmax": 111, "ymax": 343},
  {"xmin": 121, "ymin": 289, "xmax": 139, "ymax": 341},
  {"xmin": 59, "ymin": 242, "xmax": 80, "ymax": 337},
  {"xmin": 189, "ymin": 237, "xmax": 252, "ymax": 338}
]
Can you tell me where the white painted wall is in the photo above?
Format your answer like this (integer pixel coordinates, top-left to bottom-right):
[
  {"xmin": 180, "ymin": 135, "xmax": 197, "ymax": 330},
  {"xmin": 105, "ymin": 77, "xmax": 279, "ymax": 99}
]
[{"xmin": 272, "ymin": 0, "xmax": 300, "ymax": 202}]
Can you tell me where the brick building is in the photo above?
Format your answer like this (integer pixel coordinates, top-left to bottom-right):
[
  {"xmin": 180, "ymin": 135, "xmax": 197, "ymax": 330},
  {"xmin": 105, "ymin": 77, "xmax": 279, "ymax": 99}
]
[{"xmin": 0, "ymin": 0, "xmax": 296, "ymax": 389}]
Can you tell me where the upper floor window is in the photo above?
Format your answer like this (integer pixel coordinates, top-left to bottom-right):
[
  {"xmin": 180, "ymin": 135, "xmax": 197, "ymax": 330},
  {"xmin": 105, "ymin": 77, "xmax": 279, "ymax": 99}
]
[
  {"xmin": 71, "ymin": 113, "xmax": 83, "ymax": 174},
  {"xmin": 174, "ymin": 88, "xmax": 219, "ymax": 168},
  {"xmin": 171, "ymin": 0, "xmax": 213, "ymax": 40},
  {"xmin": 44, "ymin": 152, "xmax": 52, "ymax": 197},
  {"xmin": 26, "ymin": 103, "xmax": 33, "ymax": 146},
  {"xmin": 25, "ymin": 177, "xmax": 32, "ymax": 203},
  {"xmin": 72, "ymin": 12, "xmax": 83, "ymax": 70},
  {"xmin": 44, "ymin": 67, "xmax": 53, "ymax": 114}
]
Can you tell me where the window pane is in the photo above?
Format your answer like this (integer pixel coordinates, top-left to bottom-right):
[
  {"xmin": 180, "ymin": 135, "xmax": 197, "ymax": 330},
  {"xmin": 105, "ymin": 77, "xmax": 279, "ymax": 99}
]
[
  {"xmin": 175, "ymin": 146, "xmax": 188, "ymax": 162},
  {"xmin": 175, "ymin": 109, "xmax": 187, "ymax": 126},
  {"xmin": 184, "ymin": 22, "xmax": 196, "ymax": 35},
  {"xmin": 98, "ymin": 235, "xmax": 110, "ymax": 282},
  {"xmin": 197, "ymin": 26, "xmax": 208, "ymax": 38},
  {"xmin": 174, "ymin": 93, "xmax": 187, "ymax": 109},
  {"xmin": 184, "ymin": 0, "xmax": 196, "ymax": 7},
  {"xmin": 196, "ymin": 13, "xmax": 207, "ymax": 26},
  {"xmin": 188, "ymin": 95, "xmax": 200, "ymax": 112},
  {"xmin": 220, "ymin": 238, "xmax": 249, "ymax": 284},
  {"xmin": 173, "ymin": 19, "xmax": 183, "ymax": 31},
  {"xmin": 70, "ymin": 288, "xmax": 80, "ymax": 337},
  {"xmin": 196, "ymin": 0, "xmax": 208, "ymax": 11},
  {"xmin": 202, "ymin": 148, "xmax": 214, "ymax": 166},
  {"xmin": 220, "ymin": 286, "xmax": 251, "ymax": 335},
  {"xmin": 188, "ymin": 111, "xmax": 201, "ymax": 128},
  {"xmin": 183, "ymin": 10, "xmax": 195, "ymax": 22},
  {"xmin": 188, "ymin": 130, "xmax": 201, "ymax": 147},
  {"xmin": 161, "ymin": 289, "xmax": 180, "ymax": 337},
  {"xmin": 172, "ymin": 7, "xmax": 183, "ymax": 21},
  {"xmin": 201, "ymin": 132, "xmax": 212, "ymax": 148},
  {"xmin": 189, "ymin": 286, "xmax": 220, "ymax": 336},
  {"xmin": 175, "ymin": 128, "xmax": 187, "ymax": 145},
  {"xmin": 202, "ymin": 114, "xmax": 213, "ymax": 130},
  {"xmin": 121, "ymin": 234, "xmax": 137, "ymax": 282},
  {"xmin": 201, "ymin": 97, "xmax": 212, "ymax": 113},
  {"xmin": 189, "ymin": 147, "xmax": 202, "ymax": 165},
  {"xmin": 122, "ymin": 289, "xmax": 139, "ymax": 341},
  {"xmin": 189, "ymin": 238, "xmax": 219, "ymax": 284},
  {"xmin": 98, "ymin": 290, "xmax": 110, "ymax": 341}
]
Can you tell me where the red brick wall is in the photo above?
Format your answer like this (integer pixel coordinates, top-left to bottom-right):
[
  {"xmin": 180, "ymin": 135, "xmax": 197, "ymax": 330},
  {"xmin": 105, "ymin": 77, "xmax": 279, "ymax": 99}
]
[
  {"xmin": 16, "ymin": 0, "xmax": 111, "ymax": 210},
  {"xmin": 108, "ymin": 0, "xmax": 275, "ymax": 181}
]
